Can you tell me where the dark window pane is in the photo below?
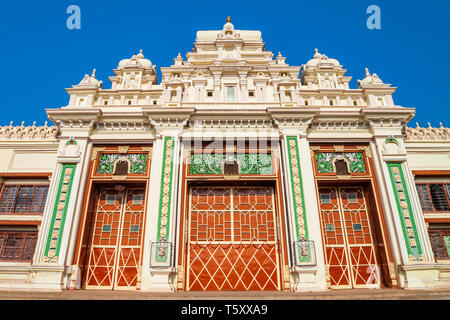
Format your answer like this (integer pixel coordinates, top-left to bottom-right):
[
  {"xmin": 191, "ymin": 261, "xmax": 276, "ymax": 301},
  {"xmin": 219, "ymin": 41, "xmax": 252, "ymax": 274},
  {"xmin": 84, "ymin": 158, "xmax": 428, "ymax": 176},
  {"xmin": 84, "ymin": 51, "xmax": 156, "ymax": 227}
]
[
  {"xmin": 0, "ymin": 231, "xmax": 38, "ymax": 261},
  {"xmin": 429, "ymin": 230, "xmax": 448, "ymax": 259},
  {"xmin": 0, "ymin": 186, "xmax": 18, "ymax": 212},
  {"xmin": 429, "ymin": 184, "xmax": 450, "ymax": 211},
  {"xmin": 15, "ymin": 186, "xmax": 34, "ymax": 213},
  {"xmin": 30, "ymin": 186, "xmax": 48, "ymax": 213},
  {"xmin": 0, "ymin": 185, "xmax": 48, "ymax": 215},
  {"xmin": 416, "ymin": 184, "xmax": 434, "ymax": 212}
]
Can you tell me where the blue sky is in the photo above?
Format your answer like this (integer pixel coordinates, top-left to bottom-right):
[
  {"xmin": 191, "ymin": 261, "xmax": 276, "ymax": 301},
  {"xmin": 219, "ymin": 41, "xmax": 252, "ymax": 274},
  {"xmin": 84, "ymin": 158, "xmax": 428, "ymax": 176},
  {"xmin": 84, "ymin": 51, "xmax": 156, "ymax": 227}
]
[{"xmin": 0, "ymin": 0, "xmax": 448, "ymax": 127}]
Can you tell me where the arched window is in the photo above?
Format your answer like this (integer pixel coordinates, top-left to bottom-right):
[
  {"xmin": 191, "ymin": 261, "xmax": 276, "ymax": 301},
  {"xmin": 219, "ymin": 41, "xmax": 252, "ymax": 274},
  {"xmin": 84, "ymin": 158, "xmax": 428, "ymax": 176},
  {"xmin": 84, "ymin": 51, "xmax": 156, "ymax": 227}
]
[
  {"xmin": 335, "ymin": 159, "xmax": 349, "ymax": 175},
  {"xmin": 224, "ymin": 160, "xmax": 239, "ymax": 176},
  {"xmin": 114, "ymin": 160, "xmax": 129, "ymax": 176}
]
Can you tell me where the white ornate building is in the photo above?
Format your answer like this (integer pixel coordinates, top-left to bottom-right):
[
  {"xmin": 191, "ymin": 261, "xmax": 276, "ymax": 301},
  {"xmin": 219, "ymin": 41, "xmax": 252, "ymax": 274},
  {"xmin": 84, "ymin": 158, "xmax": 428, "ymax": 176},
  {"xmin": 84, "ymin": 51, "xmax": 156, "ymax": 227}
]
[{"xmin": 0, "ymin": 18, "xmax": 449, "ymax": 292}]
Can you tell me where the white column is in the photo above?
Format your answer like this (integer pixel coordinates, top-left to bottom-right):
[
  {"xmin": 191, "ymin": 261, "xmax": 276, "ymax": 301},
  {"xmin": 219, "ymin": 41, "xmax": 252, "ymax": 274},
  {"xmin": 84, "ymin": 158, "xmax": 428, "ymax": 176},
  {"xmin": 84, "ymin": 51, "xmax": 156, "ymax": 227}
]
[
  {"xmin": 32, "ymin": 137, "xmax": 88, "ymax": 290},
  {"xmin": 279, "ymin": 131, "xmax": 327, "ymax": 291}
]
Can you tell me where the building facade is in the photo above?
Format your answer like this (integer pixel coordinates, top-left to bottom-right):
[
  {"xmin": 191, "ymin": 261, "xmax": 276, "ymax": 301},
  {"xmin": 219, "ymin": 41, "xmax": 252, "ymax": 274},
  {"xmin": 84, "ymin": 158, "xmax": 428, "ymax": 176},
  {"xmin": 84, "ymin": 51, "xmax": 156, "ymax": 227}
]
[{"xmin": 0, "ymin": 19, "xmax": 449, "ymax": 292}]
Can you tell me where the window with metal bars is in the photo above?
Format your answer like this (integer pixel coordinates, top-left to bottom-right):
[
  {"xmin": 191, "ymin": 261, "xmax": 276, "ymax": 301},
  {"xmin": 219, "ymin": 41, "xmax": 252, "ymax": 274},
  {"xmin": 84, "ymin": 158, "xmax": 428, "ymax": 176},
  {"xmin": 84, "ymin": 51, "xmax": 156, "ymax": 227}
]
[
  {"xmin": 416, "ymin": 183, "xmax": 450, "ymax": 212},
  {"xmin": 0, "ymin": 184, "xmax": 48, "ymax": 215},
  {"xmin": 0, "ymin": 229, "xmax": 38, "ymax": 261},
  {"xmin": 428, "ymin": 227, "xmax": 450, "ymax": 259}
]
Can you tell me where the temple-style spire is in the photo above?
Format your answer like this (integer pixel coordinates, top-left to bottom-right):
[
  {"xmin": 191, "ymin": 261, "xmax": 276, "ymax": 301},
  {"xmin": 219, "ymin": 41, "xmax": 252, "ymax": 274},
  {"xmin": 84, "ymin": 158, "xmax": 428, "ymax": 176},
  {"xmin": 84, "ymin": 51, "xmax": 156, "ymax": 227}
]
[{"xmin": 226, "ymin": 16, "xmax": 231, "ymax": 23}]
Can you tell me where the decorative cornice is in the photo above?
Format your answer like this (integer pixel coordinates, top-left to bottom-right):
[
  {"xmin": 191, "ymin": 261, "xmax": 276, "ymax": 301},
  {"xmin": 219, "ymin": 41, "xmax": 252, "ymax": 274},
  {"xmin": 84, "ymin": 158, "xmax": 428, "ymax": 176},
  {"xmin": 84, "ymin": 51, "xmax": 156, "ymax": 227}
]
[
  {"xmin": 190, "ymin": 119, "xmax": 273, "ymax": 129},
  {"xmin": 0, "ymin": 122, "xmax": 58, "ymax": 141},
  {"xmin": 406, "ymin": 123, "xmax": 449, "ymax": 141},
  {"xmin": 95, "ymin": 121, "xmax": 151, "ymax": 131},
  {"xmin": 312, "ymin": 120, "xmax": 369, "ymax": 130}
]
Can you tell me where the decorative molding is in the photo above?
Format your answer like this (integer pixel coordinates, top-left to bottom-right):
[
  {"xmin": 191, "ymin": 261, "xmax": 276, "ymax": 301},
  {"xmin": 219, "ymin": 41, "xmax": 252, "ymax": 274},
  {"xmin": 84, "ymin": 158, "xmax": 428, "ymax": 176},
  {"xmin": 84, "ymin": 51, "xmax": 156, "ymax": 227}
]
[
  {"xmin": 95, "ymin": 122, "xmax": 151, "ymax": 131},
  {"xmin": 316, "ymin": 152, "xmax": 366, "ymax": 174},
  {"xmin": 386, "ymin": 163, "xmax": 423, "ymax": 262},
  {"xmin": 189, "ymin": 153, "xmax": 272, "ymax": 175},
  {"xmin": 43, "ymin": 164, "xmax": 76, "ymax": 263},
  {"xmin": 151, "ymin": 118, "xmax": 188, "ymax": 128},
  {"xmin": 65, "ymin": 137, "xmax": 77, "ymax": 145},
  {"xmin": 189, "ymin": 119, "xmax": 273, "ymax": 129},
  {"xmin": 357, "ymin": 145, "xmax": 372, "ymax": 158},
  {"xmin": 406, "ymin": 123, "xmax": 449, "ymax": 141},
  {"xmin": 155, "ymin": 137, "xmax": 175, "ymax": 263},
  {"xmin": 0, "ymin": 122, "xmax": 58, "ymax": 141},
  {"xmin": 385, "ymin": 135, "xmax": 399, "ymax": 144},
  {"xmin": 272, "ymin": 118, "xmax": 311, "ymax": 128},
  {"xmin": 286, "ymin": 137, "xmax": 311, "ymax": 263},
  {"xmin": 311, "ymin": 120, "xmax": 370, "ymax": 131},
  {"xmin": 97, "ymin": 153, "xmax": 148, "ymax": 174}
]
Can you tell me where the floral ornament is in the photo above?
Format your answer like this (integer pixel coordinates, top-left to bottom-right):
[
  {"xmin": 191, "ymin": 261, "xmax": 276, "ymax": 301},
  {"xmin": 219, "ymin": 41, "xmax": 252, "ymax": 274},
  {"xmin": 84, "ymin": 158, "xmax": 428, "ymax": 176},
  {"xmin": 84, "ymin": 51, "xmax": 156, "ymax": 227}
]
[
  {"xmin": 97, "ymin": 153, "xmax": 147, "ymax": 174},
  {"xmin": 385, "ymin": 135, "xmax": 399, "ymax": 144},
  {"xmin": 189, "ymin": 153, "xmax": 272, "ymax": 175},
  {"xmin": 65, "ymin": 136, "xmax": 77, "ymax": 145},
  {"xmin": 316, "ymin": 152, "xmax": 366, "ymax": 173}
]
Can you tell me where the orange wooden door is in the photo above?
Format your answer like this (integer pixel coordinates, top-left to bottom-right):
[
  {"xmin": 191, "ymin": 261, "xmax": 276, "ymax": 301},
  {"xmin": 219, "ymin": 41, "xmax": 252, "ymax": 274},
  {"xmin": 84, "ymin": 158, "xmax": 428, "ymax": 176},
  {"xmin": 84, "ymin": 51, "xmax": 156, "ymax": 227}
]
[
  {"xmin": 85, "ymin": 187, "xmax": 146, "ymax": 290},
  {"xmin": 318, "ymin": 186, "xmax": 380, "ymax": 289},
  {"xmin": 187, "ymin": 186, "xmax": 281, "ymax": 291}
]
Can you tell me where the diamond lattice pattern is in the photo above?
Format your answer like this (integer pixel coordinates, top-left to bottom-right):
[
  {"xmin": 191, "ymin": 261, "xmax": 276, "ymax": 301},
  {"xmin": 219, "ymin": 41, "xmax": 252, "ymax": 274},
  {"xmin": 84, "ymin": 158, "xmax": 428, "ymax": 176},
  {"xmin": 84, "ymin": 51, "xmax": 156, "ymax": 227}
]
[
  {"xmin": 187, "ymin": 187, "xmax": 280, "ymax": 291},
  {"xmin": 319, "ymin": 187, "xmax": 380, "ymax": 289},
  {"xmin": 85, "ymin": 187, "xmax": 146, "ymax": 290}
]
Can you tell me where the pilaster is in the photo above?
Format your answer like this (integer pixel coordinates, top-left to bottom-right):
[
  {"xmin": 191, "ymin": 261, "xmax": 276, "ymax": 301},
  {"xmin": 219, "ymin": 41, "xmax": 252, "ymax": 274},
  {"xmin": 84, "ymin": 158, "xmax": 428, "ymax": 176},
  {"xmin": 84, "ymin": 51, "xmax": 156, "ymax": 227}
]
[
  {"xmin": 277, "ymin": 119, "xmax": 327, "ymax": 291},
  {"xmin": 368, "ymin": 116, "xmax": 437, "ymax": 288}
]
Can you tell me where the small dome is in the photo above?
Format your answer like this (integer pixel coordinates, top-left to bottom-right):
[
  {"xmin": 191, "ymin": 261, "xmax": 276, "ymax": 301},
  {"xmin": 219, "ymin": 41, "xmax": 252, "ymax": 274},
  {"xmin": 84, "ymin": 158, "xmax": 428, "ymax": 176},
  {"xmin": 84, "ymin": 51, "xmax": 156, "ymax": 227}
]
[
  {"xmin": 118, "ymin": 49, "xmax": 152, "ymax": 69},
  {"xmin": 77, "ymin": 68, "xmax": 102, "ymax": 88},
  {"xmin": 223, "ymin": 16, "xmax": 235, "ymax": 34},
  {"xmin": 306, "ymin": 48, "xmax": 340, "ymax": 67}
]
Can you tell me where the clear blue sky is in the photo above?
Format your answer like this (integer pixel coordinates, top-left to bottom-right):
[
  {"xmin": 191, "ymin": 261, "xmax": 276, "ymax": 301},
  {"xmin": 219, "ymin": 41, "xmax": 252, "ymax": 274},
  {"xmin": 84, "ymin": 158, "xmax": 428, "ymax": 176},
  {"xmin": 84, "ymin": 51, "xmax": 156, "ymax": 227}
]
[{"xmin": 0, "ymin": 0, "xmax": 448, "ymax": 127}]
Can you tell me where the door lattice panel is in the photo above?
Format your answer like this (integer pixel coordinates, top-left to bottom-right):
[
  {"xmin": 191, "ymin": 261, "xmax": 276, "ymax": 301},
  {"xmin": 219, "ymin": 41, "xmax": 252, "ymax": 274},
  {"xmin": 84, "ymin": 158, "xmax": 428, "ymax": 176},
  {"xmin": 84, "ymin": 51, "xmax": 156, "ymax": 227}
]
[
  {"xmin": 85, "ymin": 187, "xmax": 146, "ymax": 290},
  {"xmin": 319, "ymin": 187, "xmax": 380, "ymax": 289},
  {"xmin": 187, "ymin": 187, "xmax": 281, "ymax": 291}
]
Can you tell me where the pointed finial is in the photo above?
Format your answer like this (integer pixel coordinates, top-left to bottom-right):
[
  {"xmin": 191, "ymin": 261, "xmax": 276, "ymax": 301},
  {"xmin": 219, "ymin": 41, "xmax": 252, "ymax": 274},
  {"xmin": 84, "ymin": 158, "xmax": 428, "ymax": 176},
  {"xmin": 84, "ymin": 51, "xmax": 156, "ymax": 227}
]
[
  {"xmin": 91, "ymin": 68, "xmax": 96, "ymax": 77},
  {"xmin": 314, "ymin": 48, "xmax": 321, "ymax": 59},
  {"xmin": 9, "ymin": 121, "xmax": 13, "ymax": 126},
  {"xmin": 428, "ymin": 122, "xmax": 432, "ymax": 128},
  {"xmin": 440, "ymin": 122, "xmax": 444, "ymax": 128},
  {"xmin": 365, "ymin": 67, "xmax": 370, "ymax": 77},
  {"xmin": 227, "ymin": 16, "xmax": 231, "ymax": 23},
  {"xmin": 21, "ymin": 121, "xmax": 24, "ymax": 127},
  {"xmin": 416, "ymin": 122, "xmax": 420, "ymax": 128}
]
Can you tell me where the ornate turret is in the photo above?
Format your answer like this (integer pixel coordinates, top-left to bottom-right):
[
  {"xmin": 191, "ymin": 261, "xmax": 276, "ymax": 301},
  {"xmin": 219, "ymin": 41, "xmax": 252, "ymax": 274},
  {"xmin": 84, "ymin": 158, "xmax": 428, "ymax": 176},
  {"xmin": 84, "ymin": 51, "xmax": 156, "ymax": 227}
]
[{"xmin": 75, "ymin": 68, "xmax": 103, "ymax": 88}]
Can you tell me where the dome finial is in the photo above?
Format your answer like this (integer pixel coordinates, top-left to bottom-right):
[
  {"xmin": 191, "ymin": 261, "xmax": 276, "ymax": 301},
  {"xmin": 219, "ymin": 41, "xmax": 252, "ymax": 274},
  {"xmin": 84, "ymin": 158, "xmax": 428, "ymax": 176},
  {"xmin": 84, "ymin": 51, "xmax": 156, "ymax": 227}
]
[
  {"xmin": 313, "ymin": 48, "xmax": 321, "ymax": 59},
  {"xmin": 227, "ymin": 16, "xmax": 231, "ymax": 23}
]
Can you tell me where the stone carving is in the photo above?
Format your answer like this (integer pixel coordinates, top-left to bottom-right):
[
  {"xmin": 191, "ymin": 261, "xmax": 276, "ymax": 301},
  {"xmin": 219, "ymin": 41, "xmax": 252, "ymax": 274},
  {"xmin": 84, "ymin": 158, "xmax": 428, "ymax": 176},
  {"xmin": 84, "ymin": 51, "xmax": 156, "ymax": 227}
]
[
  {"xmin": 358, "ymin": 68, "xmax": 390, "ymax": 88},
  {"xmin": 155, "ymin": 137, "xmax": 175, "ymax": 263},
  {"xmin": 387, "ymin": 163, "xmax": 423, "ymax": 262},
  {"xmin": 61, "ymin": 137, "xmax": 80, "ymax": 157},
  {"xmin": 43, "ymin": 164, "xmax": 76, "ymax": 263},
  {"xmin": 286, "ymin": 137, "xmax": 309, "ymax": 252},
  {"xmin": 383, "ymin": 135, "xmax": 400, "ymax": 155},
  {"xmin": 406, "ymin": 123, "xmax": 449, "ymax": 141},
  {"xmin": 76, "ymin": 68, "xmax": 103, "ymax": 88},
  {"xmin": 0, "ymin": 121, "xmax": 58, "ymax": 140}
]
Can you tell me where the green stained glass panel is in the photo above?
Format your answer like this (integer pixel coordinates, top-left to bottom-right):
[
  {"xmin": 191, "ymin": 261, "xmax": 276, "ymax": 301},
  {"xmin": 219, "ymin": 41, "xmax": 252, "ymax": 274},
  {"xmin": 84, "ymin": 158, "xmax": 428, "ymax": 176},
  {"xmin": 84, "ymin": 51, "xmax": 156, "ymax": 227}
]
[{"xmin": 189, "ymin": 153, "xmax": 273, "ymax": 175}]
